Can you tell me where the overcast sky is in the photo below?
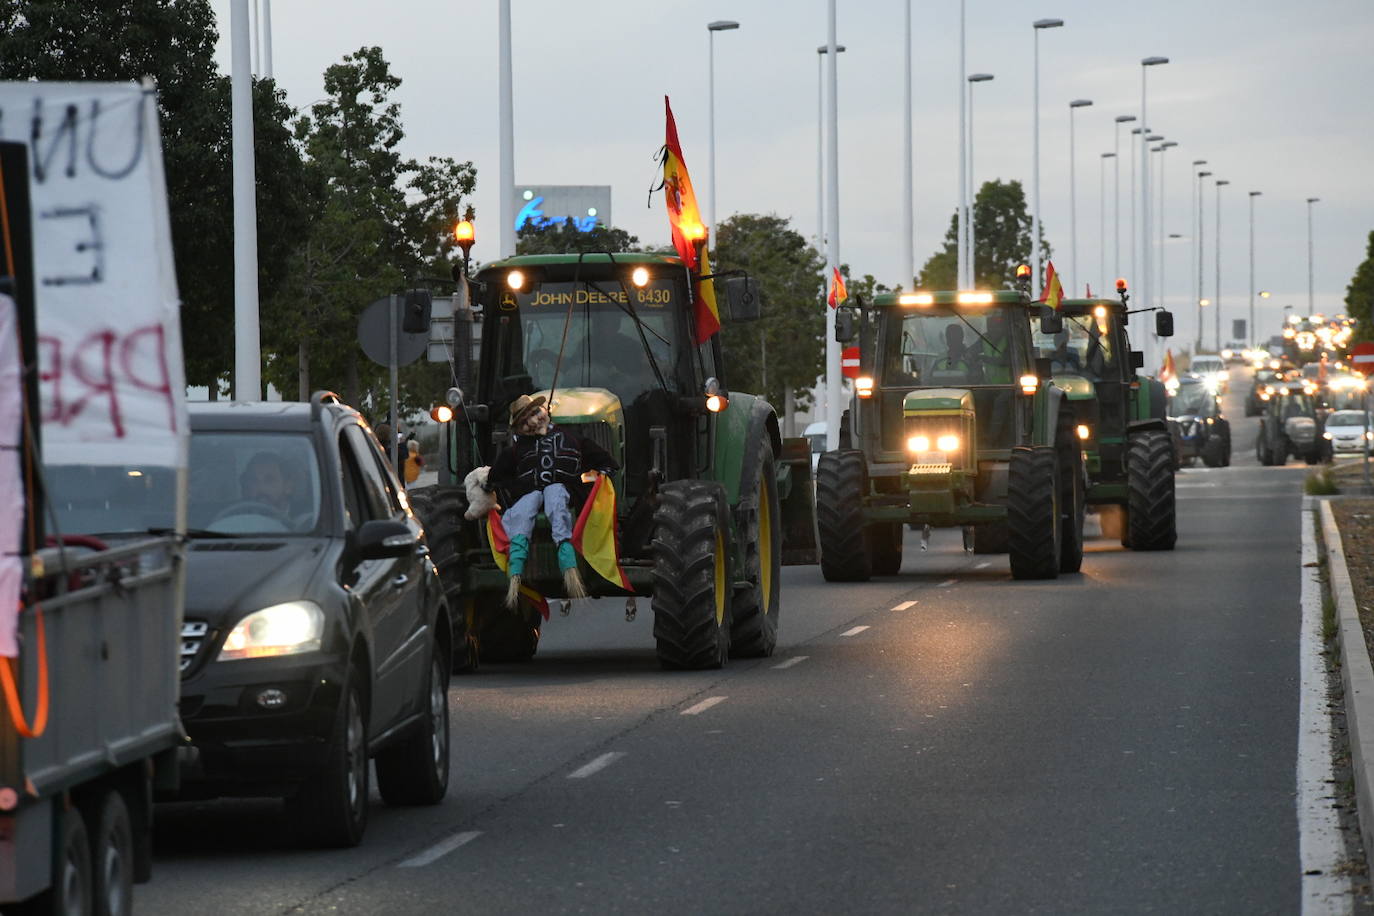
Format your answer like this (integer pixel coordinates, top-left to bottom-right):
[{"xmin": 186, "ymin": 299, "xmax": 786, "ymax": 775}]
[{"xmin": 210, "ymin": 0, "xmax": 1373, "ymax": 349}]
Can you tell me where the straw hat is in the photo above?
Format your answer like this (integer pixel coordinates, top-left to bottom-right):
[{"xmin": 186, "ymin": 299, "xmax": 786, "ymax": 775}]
[{"xmin": 508, "ymin": 393, "xmax": 547, "ymax": 427}]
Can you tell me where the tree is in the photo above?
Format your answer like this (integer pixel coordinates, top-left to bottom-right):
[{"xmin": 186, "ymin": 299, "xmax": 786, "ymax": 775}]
[
  {"xmin": 1347, "ymin": 231, "xmax": 1374, "ymax": 343},
  {"xmin": 516, "ymin": 221, "xmax": 641, "ymax": 255},
  {"xmin": 917, "ymin": 179, "xmax": 1050, "ymax": 291},
  {"xmin": 0, "ymin": 0, "xmax": 310, "ymax": 393},
  {"xmin": 714, "ymin": 214, "xmax": 826, "ymax": 411}
]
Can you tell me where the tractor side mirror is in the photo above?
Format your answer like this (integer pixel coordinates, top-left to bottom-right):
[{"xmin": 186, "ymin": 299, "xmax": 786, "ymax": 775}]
[
  {"xmin": 1039, "ymin": 306, "xmax": 1063, "ymax": 336},
  {"xmin": 835, "ymin": 309, "xmax": 856, "ymax": 343},
  {"xmin": 1155, "ymin": 310, "xmax": 1175, "ymax": 338},
  {"xmin": 724, "ymin": 276, "xmax": 762, "ymax": 322},
  {"xmin": 1130, "ymin": 350, "xmax": 1145, "ymax": 369},
  {"xmin": 402, "ymin": 288, "xmax": 433, "ymax": 334}
]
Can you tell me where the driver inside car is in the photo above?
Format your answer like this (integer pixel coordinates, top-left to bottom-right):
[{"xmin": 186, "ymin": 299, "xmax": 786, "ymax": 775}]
[{"xmin": 240, "ymin": 452, "xmax": 296, "ymax": 521}]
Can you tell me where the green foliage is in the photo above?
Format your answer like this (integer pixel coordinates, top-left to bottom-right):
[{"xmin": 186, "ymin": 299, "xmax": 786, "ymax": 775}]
[
  {"xmin": 840, "ymin": 268, "xmax": 895, "ymax": 304},
  {"xmin": 1305, "ymin": 467, "xmax": 1339, "ymax": 495},
  {"xmin": 917, "ymin": 179, "xmax": 1050, "ymax": 291},
  {"xmin": 714, "ymin": 214, "xmax": 825, "ymax": 408},
  {"xmin": 1346, "ymin": 231, "xmax": 1374, "ymax": 343},
  {"xmin": 516, "ymin": 221, "xmax": 642, "ymax": 255}
]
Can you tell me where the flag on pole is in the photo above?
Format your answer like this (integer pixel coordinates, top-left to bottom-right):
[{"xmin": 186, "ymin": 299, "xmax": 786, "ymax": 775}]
[
  {"xmin": 1085, "ymin": 283, "xmax": 1094, "ymax": 298},
  {"xmin": 485, "ymin": 510, "xmax": 551, "ymax": 620},
  {"xmin": 572, "ymin": 474, "xmax": 632, "ymax": 592},
  {"xmin": 1039, "ymin": 261, "xmax": 1064, "ymax": 310},
  {"xmin": 1159, "ymin": 349, "xmax": 1177, "ymax": 384},
  {"xmin": 827, "ymin": 267, "xmax": 848, "ymax": 309},
  {"xmin": 661, "ymin": 97, "xmax": 720, "ymax": 343}
]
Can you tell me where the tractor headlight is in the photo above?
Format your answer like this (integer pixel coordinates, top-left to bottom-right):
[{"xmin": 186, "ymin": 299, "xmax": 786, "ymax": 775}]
[
  {"xmin": 506, "ymin": 269, "xmax": 526, "ymax": 291},
  {"xmin": 907, "ymin": 435, "xmax": 930, "ymax": 453},
  {"xmin": 219, "ymin": 601, "xmax": 324, "ymax": 661},
  {"xmin": 1019, "ymin": 374, "xmax": 1038, "ymax": 395},
  {"xmin": 936, "ymin": 434, "xmax": 960, "ymax": 453},
  {"xmin": 1076, "ymin": 424, "xmax": 1091, "ymax": 440},
  {"xmin": 856, "ymin": 376, "xmax": 875, "ymax": 399}
]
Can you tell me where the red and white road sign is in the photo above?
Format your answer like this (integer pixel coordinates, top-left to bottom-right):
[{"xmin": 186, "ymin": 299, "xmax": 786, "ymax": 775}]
[
  {"xmin": 841, "ymin": 346, "xmax": 861, "ymax": 379},
  {"xmin": 1351, "ymin": 342, "xmax": 1374, "ymax": 376}
]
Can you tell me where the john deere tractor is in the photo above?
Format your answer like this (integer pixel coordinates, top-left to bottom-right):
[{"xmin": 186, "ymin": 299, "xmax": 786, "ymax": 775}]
[
  {"xmin": 1028, "ymin": 283, "xmax": 1177, "ymax": 550},
  {"xmin": 816, "ymin": 287, "xmax": 1085, "ymax": 581},
  {"xmin": 410, "ymin": 252, "xmax": 817, "ymax": 670}
]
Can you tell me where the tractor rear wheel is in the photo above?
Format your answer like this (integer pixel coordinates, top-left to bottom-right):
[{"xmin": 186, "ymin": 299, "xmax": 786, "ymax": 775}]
[
  {"xmin": 1007, "ymin": 446, "xmax": 1061, "ymax": 580},
  {"xmin": 731, "ymin": 441, "xmax": 782, "ymax": 658},
  {"xmin": 410, "ymin": 487, "xmax": 479, "ymax": 672},
  {"xmin": 816, "ymin": 450, "xmax": 872, "ymax": 582},
  {"xmin": 1126, "ymin": 430, "xmax": 1177, "ymax": 550},
  {"xmin": 972, "ymin": 524, "xmax": 1009, "ymax": 554},
  {"xmin": 869, "ymin": 523, "xmax": 904, "ymax": 576},
  {"xmin": 652, "ymin": 480, "xmax": 732, "ymax": 670},
  {"xmin": 479, "ymin": 604, "xmax": 540, "ymax": 662},
  {"xmin": 1201, "ymin": 433, "xmax": 1227, "ymax": 468}
]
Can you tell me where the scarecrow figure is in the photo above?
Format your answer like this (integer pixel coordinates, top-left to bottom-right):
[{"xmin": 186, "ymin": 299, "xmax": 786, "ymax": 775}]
[{"xmin": 484, "ymin": 394, "xmax": 618, "ymax": 608}]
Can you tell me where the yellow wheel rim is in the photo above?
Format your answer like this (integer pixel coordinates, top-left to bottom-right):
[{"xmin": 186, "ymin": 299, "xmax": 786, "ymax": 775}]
[
  {"xmin": 758, "ymin": 479, "xmax": 774, "ymax": 615},
  {"xmin": 713, "ymin": 529, "xmax": 726, "ymax": 627}
]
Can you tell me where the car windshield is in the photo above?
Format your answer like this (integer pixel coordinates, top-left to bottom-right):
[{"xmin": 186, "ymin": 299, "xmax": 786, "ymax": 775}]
[
  {"xmin": 44, "ymin": 464, "xmax": 178, "ymax": 538},
  {"xmin": 488, "ymin": 275, "xmax": 683, "ymax": 408},
  {"xmin": 187, "ymin": 432, "xmax": 323, "ymax": 535},
  {"xmin": 1193, "ymin": 358, "xmax": 1222, "ymax": 372},
  {"xmin": 1329, "ymin": 411, "xmax": 1369, "ymax": 428},
  {"xmin": 1030, "ymin": 311, "xmax": 1118, "ymax": 380},
  {"xmin": 1169, "ymin": 384, "xmax": 1212, "ymax": 416},
  {"xmin": 1279, "ymin": 390, "xmax": 1317, "ymax": 417},
  {"xmin": 885, "ymin": 304, "xmax": 1020, "ymax": 386}
]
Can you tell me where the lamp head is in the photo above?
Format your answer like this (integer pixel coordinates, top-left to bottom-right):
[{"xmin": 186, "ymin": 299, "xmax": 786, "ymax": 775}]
[
  {"xmin": 1069, "ymin": 98, "xmax": 1093, "ymax": 108},
  {"xmin": 1115, "ymin": 115, "xmax": 1137, "ymax": 123},
  {"xmin": 1142, "ymin": 55, "xmax": 1170, "ymax": 66},
  {"xmin": 707, "ymin": 20, "xmax": 740, "ymax": 31},
  {"xmin": 1033, "ymin": 18, "xmax": 1064, "ymax": 28}
]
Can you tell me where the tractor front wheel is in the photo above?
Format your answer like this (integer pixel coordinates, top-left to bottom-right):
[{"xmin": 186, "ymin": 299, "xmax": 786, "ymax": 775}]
[
  {"xmin": 816, "ymin": 451, "xmax": 872, "ymax": 582},
  {"xmin": 1058, "ymin": 439, "xmax": 1086, "ymax": 574},
  {"xmin": 731, "ymin": 441, "xmax": 782, "ymax": 658},
  {"xmin": 410, "ymin": 487, "xmax": 480, "ymax": 672},
  {"xmin": 1126, "ymin": 430, "xmax": 1177, "ymax": 550},
  {"xmin": 652, "ymin": 480, "xmax": 732, "ymax": 670},
  {"xmin": 869, "ymin": 523, "xmax": 904, "ymax": 576},
  {"xmin": 1007, "ymin": 447, "xmax": 1061, "ymax": 580}
]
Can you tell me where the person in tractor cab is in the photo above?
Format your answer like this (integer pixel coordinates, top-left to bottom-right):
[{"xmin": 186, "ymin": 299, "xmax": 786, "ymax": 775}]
[
  {"xmin": 1049, "ymin": 329, "xmax": 1083, "ymax": 374},
  {"xmin": 930, "ymin": 324, "xmax": 978, "ymax": 384},
  {"xmin": 485, "ymin": 394, "xmax": 619, "ymax": 607},
  {"xmin": 974, "ymin": 314, "xmax": 1014, "ymax": 384}
]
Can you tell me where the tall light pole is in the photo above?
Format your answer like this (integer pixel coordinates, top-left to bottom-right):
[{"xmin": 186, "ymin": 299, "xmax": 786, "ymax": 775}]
[
  {"xmin": 824, "ymin": 1, "xmax": 842, "ymax": 451},
  {"xmin": 262, "ymin": 0, "xmax": 273, "ymax": 80},
  {"xmin": 231, "ymin": 0, "xmax": 259, "ymax": 400},
  {"xmin": 957, "ymin": 0, "xmax": 968, "ymax": 288},
  {"xmin": 1195, "ymin": 167, "xmax": 1211, "ymax": 352},
  {"xmin": 1139, "ymin": 55, "xmax": 1169, "ymax": 365},
  {"xmin": 1031, "ymin": 18, "xmax": 1065, "ymax": 292},
  {"xmin": 1189, "ymin": 159, "xmax": 1206, "ymax": 347},
  {"xmin": 1157, "ymin": 140, "xmax": 1177, "ymax": 311},
  {"xmin": 1307, "ymin": 197, "xmax": 1320, "ymax": 313},
  {"xmin": 1249, "ymin": 191, "xmax": 1261, "ymax": 348},
  {"xmin": 498, "ymin": 0, "xmax": 516, "ymax": 257},
  {"xmin": 1113, "ymin": 115, "xmax": 1136, "ymax": 279},
  {"xmin": 902, "ymin": 0, "xmax": 913, "ymax": 289},
  {"xmin": 1214, "ymin": 179, "xmax": 1230, "ymax": 350},
  {"xmin": 1130, "ymin": 126, "xmax": 1141, "ymax": 288},
  {"xmin": 707, "ymin": 20, "xmax": 740, "ymax": 253},
  {"xmin": 816, "ymin": 45, "xmax": 846, "ymax": 246},
  {"xmin": 1068, "ymin": 98, "xmax": 1092, "ymax": 295},
  {"xmin": 1100, "ymin": 152, "xmax": 1115, "ymax": 293},
  {"xmin": 967, "ymin": 73, "xmax": 994, "ymax": 287}
]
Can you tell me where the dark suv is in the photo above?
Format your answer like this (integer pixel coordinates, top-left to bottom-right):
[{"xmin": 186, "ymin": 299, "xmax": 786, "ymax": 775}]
[{"xmin": 173, "ymin": 392, "xmax": 454, "ymax": 847}]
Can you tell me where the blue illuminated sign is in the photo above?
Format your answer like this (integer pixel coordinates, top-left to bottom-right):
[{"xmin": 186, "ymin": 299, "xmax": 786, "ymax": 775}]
[{"xmin": 515, "ymin": 196, "xmax": 599, "ymax": 233}]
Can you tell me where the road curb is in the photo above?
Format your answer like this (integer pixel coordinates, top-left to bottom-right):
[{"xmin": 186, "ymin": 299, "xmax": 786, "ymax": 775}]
[{"xmin": 1319, "ymin": 498, "xmax": 1374, "ymax": 876}]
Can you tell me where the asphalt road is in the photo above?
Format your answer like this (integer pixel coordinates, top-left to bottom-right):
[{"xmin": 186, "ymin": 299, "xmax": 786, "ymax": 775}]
[{"xmin": 140, "ymin": 375, "xmax": 1328, "ymax": 915}]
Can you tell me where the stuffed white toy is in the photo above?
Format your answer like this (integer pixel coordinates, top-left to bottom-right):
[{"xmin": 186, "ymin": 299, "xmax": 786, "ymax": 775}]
[{"xmin": 463, "ymin": 466, "xmax": 499, "ymax": 520}]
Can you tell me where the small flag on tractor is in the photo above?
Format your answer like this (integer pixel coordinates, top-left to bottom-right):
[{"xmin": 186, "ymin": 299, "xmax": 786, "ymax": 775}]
[
  {"xmin": 485, "ymin": 510, "xmax": 551, "ymax": 620},
  {"xmin": 660, "ymin": 97, "xmax": 720, "ymax": 344},
  {"xmin": 828, "ymin": 267, "xmax": 848, "ymax": 308},
  {"xmin": 1159, "ymin": 349, "xmax": 1177, "ymax": 385},
  {"xmin": 1039, "ymin": 261, "xmax": 1064, "ymax": 310},
  {"xmin": 572, "ymin": 474, "xmax": 632, "ymax": 592}
]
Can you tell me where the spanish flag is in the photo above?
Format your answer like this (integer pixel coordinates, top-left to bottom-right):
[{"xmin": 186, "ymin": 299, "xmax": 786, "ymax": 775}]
[
  {"xmin": 1040, "ymin": 261, "xmax": 1064, "ymax": 311},
  {"xmin": 661, "ymin": 97, "xmax": 721, "ymax": 343},
  {"xmin": 485, "ymin": 510, "xmax": 551, "ymax": 620},
  {"xmin": 827, "ymin": 267, "xmax": 848, "ymax": 308},
  {"xmin": 572, "ymin": 474, "xmax": 632, "ymax": 592},
  {"xmin": 1159, "ymin": 349, "xmax": 1176, "ymax": 384}
]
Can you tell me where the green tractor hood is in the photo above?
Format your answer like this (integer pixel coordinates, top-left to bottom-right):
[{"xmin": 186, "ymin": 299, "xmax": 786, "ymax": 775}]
[
  {"xmin": 535, "ymin": 386, "xmax": 625, "ymax": 425},
  {"xmin": 1051, "ymin": 374, "xmax": 1096, "ymax": 400},
  {"xmin": 902, "ymin": 388, "xmax": 975, "ymax": 414}
]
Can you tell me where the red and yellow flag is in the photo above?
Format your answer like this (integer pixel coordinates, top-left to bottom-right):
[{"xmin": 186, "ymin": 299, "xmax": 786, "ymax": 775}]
[
  {"xmin": 1040, "ymin": 261, "xmax": 1064, "ymax": 311},
  {"xmin": 827, "ymin": 267, "xmax": 848, "ymax": 309},
  {"xmin": 485, "ymin": 510, "xmax": 550, "ymax": 620},
  {"xmin": 572, "ymin": 475, "xmax": 632, "ymax": 592},
  {"xmin": 662, "ymin": 97, "xmax": 720, "ymax": 343},
  {"xmin": 1159, "ymin": 349, "xmax": 1177, "ymax": 384}
]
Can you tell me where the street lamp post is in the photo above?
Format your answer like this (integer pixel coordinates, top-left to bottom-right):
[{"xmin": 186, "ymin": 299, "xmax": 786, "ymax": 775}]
[
  {"xmin": 499, "ymin": 0, "xmax": 515, "ymax": 258},
  {"xmin": 1140, "ymin": 55, "xmax": 1169, "ymax": 363},
  {"xmin": 1307, "ymin": 197, "xmax": 1320, "ymax": 313},
  {"xmin": 1189, "ymin": 159, "xmax": 1206, "ymax": 347},
  {"xmin": 1157, "ymin": 140, "xmax": 1177, "ymax": 311},
  {"xmin": 1214, "ymin": 179, "xmax": 1230, "ymax": 351},
  {"xmin": 1113, "ymin": 115, "xmax": 1136, "ymax": 280},
  {"xmin": 1032, "ymin": 18, "xmax": 1064, "ymax": 292},
  {"xmin": 816, "ymin": 45, "xmax": 846, "ymax": 247},
  {"xmin": 1068, "ymin": 98, "xmax": 1093, "ymax": 295},
  {"xmin": 824, "ymin": 1, "xmax": 842, "ymax": 451},
  {"xmin": 231, "ymin": 0, "xmax": 260, "ymax": 400},
  {"xmin": 967, "ymin": 73, "xmax": 994, "ymax": 286},
  {"xmin": 957, "ymin": 0, "xmax": 968, "ymax": 287},
  {"xmin": 1100, "ymin": 152, "xmax": 1115, "ymax": 293},
  {"xmin": 1195, "ymin": 168, "xmax": 1211, "ymax": 352},
  {"xmin": 707, "ymin": 20, "xmax": 740, "ymax": 253},
  {"xmin": 1130, "ymin": 126, "xmax": 1141, "ymax": 289},
  {"xmin": 903, "ymin": 0, "xmax": 913, "ymax": 289},
  {"xmin": 1249, "ymin": 191, "xmax": 1261, "ymax": 348}
]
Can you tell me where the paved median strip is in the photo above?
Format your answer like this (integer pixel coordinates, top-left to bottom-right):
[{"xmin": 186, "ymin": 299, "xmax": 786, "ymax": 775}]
[
  {"xmin": 840, "ymin": 625, "xmax": 870, "ymax": 637},
  {"xmin": 772, "ymin": 656, "xmax": 809, "ymax": 669},
  {"xmin": 891, "ymin": 600, "xmax": 918, "ymax": 611},
  {"xmin": 681, "ymin": 696, "xmax": 728, "ymax": 716},
  {"xmin": 567, "ymin": 751, "xmax": 627, "ymax": 779},
  {"xmin": 397, "ymin": 830, "xmax": 482, "ymax": 868}
]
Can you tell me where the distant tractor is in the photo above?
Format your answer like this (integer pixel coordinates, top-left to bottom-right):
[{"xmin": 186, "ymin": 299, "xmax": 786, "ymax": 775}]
[
  {"xmin": 411, "ymin": 252, "xmax": 817, "ymax": 670},
  {"xmin": 816, "ymin": 286, "xmax": 1085, "ymax": 581},
  {"xmin": 1029, "ymin": 284, "xmax": 1178, "ymax": 549},
  {"xmin": 1255, "ymin": 380, "xmax": 1330, "ymax": 466}
]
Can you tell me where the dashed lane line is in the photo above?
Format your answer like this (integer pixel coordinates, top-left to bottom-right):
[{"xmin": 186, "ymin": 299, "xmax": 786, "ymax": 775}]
[
  {"xmin": 566, "ymin": 751, "xmax": 627, "ymax": 779},
  {"xmin": 681, "ymin": 696, "xmax": 728, "ymax": 716},
  {"xmin": 773, "ymin": 656, "xmax": 809, "ymax": 669},
  {"xmin": 938, "ymin": 579, "xmax": 957, "ymax": 587},
  {"xmin": 840, "ymin": 625, "xmax": 870, "ymax": 637},
  {"xmin": 974, "ymin": 562, "xmax": 990, "ymax": 569},
  {"xmin": 891, "ymin": 600, "xmax": 918, "ymax": 611},
  {"xmin": 397, "ymin": 831, "xmax": 482, "ymax": 868}
]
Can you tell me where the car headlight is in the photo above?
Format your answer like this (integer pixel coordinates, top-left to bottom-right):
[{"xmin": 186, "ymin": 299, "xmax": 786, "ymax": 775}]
[{"xmin": 218, "ymin": 601, "xmax": 325, "ymax": 661}]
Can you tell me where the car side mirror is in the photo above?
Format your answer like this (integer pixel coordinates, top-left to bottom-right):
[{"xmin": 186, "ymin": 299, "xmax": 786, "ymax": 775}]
[
  {"xmin": 724, "ymin": 276, "xmax": 762, "ymax": 322},
  {"xmin": 1130, "ymin": 350, "xmax": 1145, "ymax": 370},
  {"xmin": 1155, "ymin": 310, "xmax": 1174, "ymax": 338},
  {"xmin": 835, "ymin": 309, "xmax": 856, "ymax": 343},
  {"xmin": 357, "ymin": 519, "xmax": 416, "ymax": 560},
  {"xmin": 1039, "ymin": 306, "xmax": 1063, "ymax": 336}
]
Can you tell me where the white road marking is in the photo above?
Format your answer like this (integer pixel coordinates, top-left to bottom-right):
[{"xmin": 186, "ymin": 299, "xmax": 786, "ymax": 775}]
[
  {"xmin": 773, "ymin": 656, "xmax": 809, "ymax": 669},
  {"xmin": 891, "ymin": 600, "xmax": 918, "ymax": 611},
  {"xmin": 397, "ymin": 831, "xmax": 482, "ymax": 868},
  {"xmin": 840, "ymin": 626, "xmax": 870, "ymax": 637},
  {"xmin": 681, "ymin": 696, "xmax": 728, "ymax": 716},
  {"xmin": 567, "ymin": 751, "xmax": 627, "ymax": 779},
  {"xmin": 975, "ymin": 562, "xmax": 990, "ymax": 569},
  {"xmin": 938, "ymin": 579, "xmax": 957, "ymax": 587},
  {"xmin": 1298, "ymin": 499, "xmax": 1354, "ymax": 915}
]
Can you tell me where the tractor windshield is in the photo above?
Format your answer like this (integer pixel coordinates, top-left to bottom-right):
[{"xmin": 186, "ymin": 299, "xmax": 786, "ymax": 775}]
[
  {"xmin": 1168, "ymin": 383, "xmax": 1212, "ymax": 417},
  {"xmin": 883, "ymin": 304, "xmax": 1023, "ymax": 387},
  {"xmin": 1030, "ymin": 309, "xmax": 1118, "ymax": 380}
]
